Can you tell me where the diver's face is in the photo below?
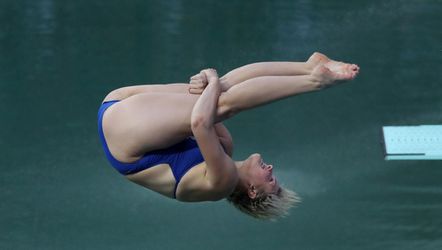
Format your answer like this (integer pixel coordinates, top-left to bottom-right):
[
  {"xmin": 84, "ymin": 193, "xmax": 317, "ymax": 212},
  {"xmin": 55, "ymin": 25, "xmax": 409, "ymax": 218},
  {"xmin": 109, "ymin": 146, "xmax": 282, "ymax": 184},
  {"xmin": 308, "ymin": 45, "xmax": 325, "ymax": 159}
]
[{"xmin": 246, "ymin": 153, "xmax": 279, "ymax": 195}]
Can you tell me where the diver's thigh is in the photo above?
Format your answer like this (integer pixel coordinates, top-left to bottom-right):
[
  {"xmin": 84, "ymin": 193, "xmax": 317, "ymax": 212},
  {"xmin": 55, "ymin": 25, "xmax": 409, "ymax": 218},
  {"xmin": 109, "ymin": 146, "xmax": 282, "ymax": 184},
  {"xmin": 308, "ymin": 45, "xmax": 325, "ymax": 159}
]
[
  {"xmin": 103, "ymin": 92, "xmax": 199, "ymax": 159},
  {"xmin": 102, "ymin": 83, "xmax": 189, "ymax": 103}
]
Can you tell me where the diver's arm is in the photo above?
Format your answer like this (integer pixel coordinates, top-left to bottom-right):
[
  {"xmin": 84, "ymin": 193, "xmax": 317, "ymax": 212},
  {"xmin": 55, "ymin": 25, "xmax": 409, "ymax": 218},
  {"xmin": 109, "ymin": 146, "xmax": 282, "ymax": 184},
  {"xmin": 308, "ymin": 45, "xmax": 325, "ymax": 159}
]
[
  {"xmin": 191, "ymin": 69, "xmax": 237, "ymax": 200},
  {"xmin": 214, "ymin": 123, "xmax": 233, "ymax": 157}
]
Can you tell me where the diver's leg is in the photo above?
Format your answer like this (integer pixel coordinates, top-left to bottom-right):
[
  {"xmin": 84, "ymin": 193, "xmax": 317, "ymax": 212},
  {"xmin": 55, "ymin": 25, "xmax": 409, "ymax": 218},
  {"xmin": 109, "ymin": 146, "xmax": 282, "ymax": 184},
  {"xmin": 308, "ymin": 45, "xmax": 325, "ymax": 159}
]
[
  {"xmin": 219, "ymin": 58, "xmax": 311, "ymax": 91},
  {"xmin": 216, "ymin": 62, "xmax": 359, "ymax": 120},
  {"xmin": 104, "ymin": 73, "xmax": 321, "ymax": 163},
  {"xmin": 190, "ymin": 52, "xmax": 359, "ymax": 93},
  {"xmin": 220, "ymin": 52, "xmax": 348, "ymax": 90},
  {"xmin": 102, "ymin": 83, "xmax": 189, "ymax": 103},
  {"xmin": 103, "ymin": 59, "xmax": 358, "ymax": 162},
  {"xmin": 104, "ymin": 73, "xmax": 324, "ymax": 162},
  {"xmin": 102, "ymin": 92, "xmax": 200, "ymax": 162}
]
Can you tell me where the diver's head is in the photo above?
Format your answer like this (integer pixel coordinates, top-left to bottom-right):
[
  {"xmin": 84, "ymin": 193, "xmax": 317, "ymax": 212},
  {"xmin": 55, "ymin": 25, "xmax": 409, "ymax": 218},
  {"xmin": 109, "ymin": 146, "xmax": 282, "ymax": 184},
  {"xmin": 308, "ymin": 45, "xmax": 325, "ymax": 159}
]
[
  {"xmin": 241, "ymin": 153, "xmax": 279, "ymax": 198},
  {"xmin": 227, "ymin": 153, "xmax": 300, "ymax": 220}
]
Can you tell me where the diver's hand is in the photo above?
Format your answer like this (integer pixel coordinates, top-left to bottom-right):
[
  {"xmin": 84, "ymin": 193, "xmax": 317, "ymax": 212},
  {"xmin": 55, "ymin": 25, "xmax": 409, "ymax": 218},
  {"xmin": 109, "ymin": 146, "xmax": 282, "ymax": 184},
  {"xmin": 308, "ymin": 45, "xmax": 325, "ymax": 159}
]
[
  {"xmin": 189, "ymin": 70, "xmax": 208, "ymax": 95},
  {"xmin": 188, "ymin": 68, "xmax": 218, "ymax": 94},
  {"xmin": 201, "ymin": 68, "xmax": 218, "ymax": 83}
]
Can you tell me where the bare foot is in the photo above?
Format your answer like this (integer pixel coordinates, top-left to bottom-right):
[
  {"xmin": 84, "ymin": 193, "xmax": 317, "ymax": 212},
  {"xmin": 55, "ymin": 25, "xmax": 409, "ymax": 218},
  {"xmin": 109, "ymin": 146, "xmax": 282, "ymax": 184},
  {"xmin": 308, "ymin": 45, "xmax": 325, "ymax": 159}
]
[
  {"xmin": 312, "ymin": 63, "xmax": 359, "ymax": 88},
  {"xmin": 306, "ymin": 52, "xmax": 331, "ymax": 68},
  {"xmin": 308, "ymin": 52, "xmax": 359, "ymax": 88},
  {"xmin": 307, "ymin": 52, "xmax": 359, "ymax": 77}
]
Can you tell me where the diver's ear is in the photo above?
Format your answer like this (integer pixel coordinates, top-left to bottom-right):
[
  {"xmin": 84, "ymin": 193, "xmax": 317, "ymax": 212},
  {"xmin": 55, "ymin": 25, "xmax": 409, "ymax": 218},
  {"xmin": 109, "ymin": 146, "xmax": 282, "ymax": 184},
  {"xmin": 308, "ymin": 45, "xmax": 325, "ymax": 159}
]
[{"xmin": 247, "ymin": 185, "xmax": 257, "ymax": 199}]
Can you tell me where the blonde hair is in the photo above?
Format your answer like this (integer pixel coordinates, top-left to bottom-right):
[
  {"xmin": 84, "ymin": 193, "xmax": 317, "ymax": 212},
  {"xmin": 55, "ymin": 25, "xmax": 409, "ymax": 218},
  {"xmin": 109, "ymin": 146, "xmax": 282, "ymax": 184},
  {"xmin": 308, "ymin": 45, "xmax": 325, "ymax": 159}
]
[{"xmin": 226, "ymin": 185, "xmax": 301, "ymax": 221}]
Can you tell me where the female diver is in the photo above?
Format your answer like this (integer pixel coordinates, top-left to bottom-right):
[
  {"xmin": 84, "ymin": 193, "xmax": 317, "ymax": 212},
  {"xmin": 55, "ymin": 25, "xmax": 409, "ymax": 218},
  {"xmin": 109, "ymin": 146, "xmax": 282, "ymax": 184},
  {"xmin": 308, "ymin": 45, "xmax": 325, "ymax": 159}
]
[{"xmin": 97, "ymin": 52, "xmax": 359, "ymax": 220}]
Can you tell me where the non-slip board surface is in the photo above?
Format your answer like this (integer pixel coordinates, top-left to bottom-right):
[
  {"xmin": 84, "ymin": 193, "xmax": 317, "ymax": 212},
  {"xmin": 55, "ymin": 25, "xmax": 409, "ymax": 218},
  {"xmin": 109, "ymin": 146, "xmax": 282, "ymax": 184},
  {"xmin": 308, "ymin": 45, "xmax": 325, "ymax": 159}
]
[{"xmin": 382, "ymin": 125, "xmax": 442, "ymax": 160}]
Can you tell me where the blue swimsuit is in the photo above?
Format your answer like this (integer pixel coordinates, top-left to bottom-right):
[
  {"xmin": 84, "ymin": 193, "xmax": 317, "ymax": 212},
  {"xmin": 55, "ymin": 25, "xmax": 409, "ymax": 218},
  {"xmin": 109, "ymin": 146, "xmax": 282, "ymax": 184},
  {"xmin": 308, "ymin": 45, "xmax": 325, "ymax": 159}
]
[{"xmin": 97, "ymin": 100, "xmax": 205, "ymax": 198}]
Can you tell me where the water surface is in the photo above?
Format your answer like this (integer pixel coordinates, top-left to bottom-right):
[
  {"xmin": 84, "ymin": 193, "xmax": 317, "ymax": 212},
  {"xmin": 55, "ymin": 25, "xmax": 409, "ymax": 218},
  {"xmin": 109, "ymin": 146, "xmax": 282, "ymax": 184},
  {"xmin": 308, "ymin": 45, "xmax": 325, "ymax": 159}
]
[{"xmin": 1, "ymin": 0, "xmax": 441, "ymax": 249}]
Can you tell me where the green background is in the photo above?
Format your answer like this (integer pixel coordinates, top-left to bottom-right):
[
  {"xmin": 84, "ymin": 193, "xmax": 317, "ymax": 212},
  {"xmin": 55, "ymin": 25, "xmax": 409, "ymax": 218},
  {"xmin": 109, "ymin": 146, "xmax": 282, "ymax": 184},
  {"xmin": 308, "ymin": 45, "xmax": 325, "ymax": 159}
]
[{"xmin": 1, "ymin": 0, "xmax": 441, "ymax": 249}]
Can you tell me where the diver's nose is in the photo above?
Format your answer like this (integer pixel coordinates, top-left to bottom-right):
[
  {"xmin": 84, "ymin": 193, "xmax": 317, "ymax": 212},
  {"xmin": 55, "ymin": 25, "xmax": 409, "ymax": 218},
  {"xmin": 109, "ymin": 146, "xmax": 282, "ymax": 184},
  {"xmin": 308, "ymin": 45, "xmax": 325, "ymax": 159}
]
[{"xmin": 267, "ymin": 165, "xmax": 273, "ymax": 172}]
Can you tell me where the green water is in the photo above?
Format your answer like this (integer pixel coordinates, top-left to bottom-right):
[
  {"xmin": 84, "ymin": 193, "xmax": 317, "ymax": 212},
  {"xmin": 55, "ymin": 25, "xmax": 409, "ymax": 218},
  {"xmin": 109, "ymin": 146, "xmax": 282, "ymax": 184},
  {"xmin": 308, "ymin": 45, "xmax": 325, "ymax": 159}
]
[{"xmin": 1, "ymin": 0, "xmax": 442, "ymax": 249}]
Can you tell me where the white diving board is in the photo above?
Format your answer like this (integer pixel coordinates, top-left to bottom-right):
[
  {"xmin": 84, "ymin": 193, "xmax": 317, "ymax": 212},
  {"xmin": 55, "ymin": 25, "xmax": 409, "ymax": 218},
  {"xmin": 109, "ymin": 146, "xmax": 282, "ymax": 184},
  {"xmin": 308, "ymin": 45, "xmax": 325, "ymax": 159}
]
[{"xmin": 382, "ymin": 125, "xmax": 442, "ymax": 160}]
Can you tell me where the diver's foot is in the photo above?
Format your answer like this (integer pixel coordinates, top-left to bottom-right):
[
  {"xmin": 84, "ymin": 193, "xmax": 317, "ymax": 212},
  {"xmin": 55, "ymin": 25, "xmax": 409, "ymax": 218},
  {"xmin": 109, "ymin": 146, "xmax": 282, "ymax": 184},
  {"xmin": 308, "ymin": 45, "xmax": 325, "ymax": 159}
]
[
  {"xmin": 324, "ymin": 60, "xmax": 359, "ymax": 78},
  {"xmin": 306, "ymin": 52, "xmax": 330, "ymax": 69},
  {"xmin": 311, "ymin": 63, "xmax": 358, "ymax": 89},
  {"xmin": 307, "ymin": 52, "xmax": 360, "ymax": 76}
]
